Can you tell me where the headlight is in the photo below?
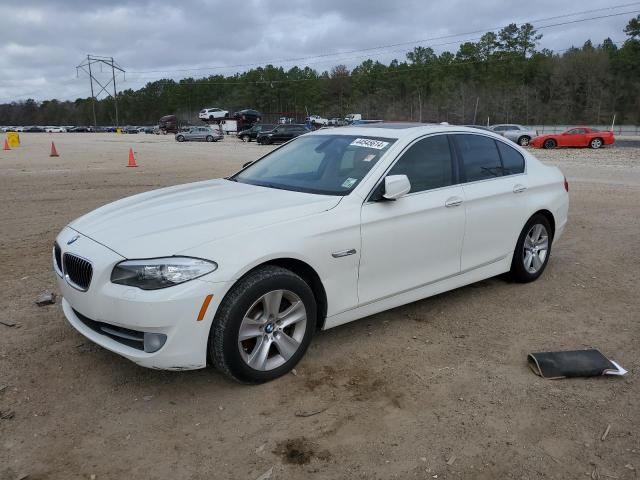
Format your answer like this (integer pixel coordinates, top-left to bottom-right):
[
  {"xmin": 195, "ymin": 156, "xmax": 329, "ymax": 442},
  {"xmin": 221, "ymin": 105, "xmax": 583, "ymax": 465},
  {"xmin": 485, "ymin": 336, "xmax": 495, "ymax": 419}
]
[{"xmin": 111, "ymin": 257, "xmax": 217, "ymax": 290}]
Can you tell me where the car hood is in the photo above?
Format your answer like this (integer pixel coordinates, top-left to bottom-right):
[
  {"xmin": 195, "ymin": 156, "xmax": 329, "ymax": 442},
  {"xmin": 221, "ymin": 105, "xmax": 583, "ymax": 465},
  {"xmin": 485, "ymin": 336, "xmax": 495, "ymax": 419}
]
[{"xmin": 69, "ymin": 179, "xmax": 341, "ymax": 258}]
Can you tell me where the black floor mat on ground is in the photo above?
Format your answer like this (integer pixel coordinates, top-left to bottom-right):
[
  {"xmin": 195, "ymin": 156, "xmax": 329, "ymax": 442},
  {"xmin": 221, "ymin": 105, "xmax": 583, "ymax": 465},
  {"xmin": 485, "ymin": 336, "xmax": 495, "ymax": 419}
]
[{"xmin": 528, "ymin": 349, "xmax": 617, "ymax": 379}]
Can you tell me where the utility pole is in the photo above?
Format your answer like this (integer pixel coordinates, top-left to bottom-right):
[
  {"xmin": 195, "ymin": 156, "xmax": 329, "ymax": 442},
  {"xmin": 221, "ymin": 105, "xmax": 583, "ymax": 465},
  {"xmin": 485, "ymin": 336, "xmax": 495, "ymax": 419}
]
[{"xmin": 76, "ymin": 55, "xmax": 125, "ymax": 127}]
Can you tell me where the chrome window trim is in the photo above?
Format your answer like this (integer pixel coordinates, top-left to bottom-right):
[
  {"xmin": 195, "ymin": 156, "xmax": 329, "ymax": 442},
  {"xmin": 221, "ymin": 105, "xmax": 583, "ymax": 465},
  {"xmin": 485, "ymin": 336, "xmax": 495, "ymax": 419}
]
[{"xmin": 364, "ymin": 131, "xmax": 528, "ymax": 204}]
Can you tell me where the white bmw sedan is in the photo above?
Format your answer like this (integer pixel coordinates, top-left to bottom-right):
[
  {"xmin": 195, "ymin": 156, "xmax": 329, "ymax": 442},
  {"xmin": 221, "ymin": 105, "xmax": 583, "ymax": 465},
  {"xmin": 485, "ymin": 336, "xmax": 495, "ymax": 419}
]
[{"xmin": 54, "ymin": 124, "xmax": 569, "ymax": 383}]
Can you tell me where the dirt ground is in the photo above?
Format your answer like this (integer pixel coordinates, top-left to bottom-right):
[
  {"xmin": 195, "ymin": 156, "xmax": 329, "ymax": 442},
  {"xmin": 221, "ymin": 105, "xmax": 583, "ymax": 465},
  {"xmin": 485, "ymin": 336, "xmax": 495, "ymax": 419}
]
[{"xmin": 1, "ymin": 132, "xmax": 639, "ymax": 480}]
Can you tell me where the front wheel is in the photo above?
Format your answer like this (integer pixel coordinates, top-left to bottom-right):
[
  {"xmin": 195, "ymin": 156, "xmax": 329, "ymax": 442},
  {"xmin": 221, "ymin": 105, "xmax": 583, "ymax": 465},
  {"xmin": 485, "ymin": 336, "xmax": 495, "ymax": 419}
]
[
  {"xmin": 518, "ymin": 136, "xmax": 531, "ymax": 147},
  {"xmin": 209, "ymin": 266, "xmax": 316, "ymax": 383},
  {"xmin": 590, "ymin": 138, "xmax": 603, "ymax": 149},
  {"xmin": 176, "ymin": 135, "xmax": 185, "ymax": 142},
  {"xmin": 543, "ymin": 139, "xmax": 556, "ymax": 149},
  {"xmin": 242, "ymin": 135, "xmax": 250, "ymax": 142},
  {"xmin": 509, "ymin": 214, "xmax": 553, "ymax": 283},
  {"xmin": 206, "ymin": 135, "xmax": 213, "ymax": 142}
]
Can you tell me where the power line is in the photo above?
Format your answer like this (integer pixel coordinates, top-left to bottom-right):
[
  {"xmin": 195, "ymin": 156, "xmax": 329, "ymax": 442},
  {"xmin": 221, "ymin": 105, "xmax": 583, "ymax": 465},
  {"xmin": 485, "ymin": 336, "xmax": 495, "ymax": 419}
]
[{"xmin": 127, "ymin": 4, "xmax": 640, "ymax": 75}]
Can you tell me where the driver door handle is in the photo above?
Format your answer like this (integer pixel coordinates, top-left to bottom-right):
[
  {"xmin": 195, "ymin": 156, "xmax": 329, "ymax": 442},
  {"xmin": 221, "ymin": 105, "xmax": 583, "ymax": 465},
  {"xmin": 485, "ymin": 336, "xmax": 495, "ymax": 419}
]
[
  {"xmin": 445, "ymin": 196, "xmax": 463, "ymax": 207},
  {"xmin": 513, "ymin": 184, "xmax": 527, "ymax": 193}
]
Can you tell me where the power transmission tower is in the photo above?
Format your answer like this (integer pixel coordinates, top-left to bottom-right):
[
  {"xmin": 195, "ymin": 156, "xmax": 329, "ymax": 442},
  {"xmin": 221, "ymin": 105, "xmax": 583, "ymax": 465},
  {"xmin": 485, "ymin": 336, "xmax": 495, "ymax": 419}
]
[{"xmin": 76, "ymin": 55, "xmax": 125, "ymax": 127}]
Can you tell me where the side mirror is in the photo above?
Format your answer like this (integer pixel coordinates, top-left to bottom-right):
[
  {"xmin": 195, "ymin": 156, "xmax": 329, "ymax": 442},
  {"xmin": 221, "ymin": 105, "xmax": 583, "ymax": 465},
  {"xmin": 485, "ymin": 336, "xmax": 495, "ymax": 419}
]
[{"xmin": 382, "ymin": 175, "xmax": 411, "ymax": 201}]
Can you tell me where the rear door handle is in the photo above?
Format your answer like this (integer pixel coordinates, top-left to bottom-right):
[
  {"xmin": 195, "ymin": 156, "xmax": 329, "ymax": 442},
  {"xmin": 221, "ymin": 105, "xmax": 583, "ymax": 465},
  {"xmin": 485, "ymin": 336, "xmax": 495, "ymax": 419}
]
[
  {"xmin": 445, "ymin": 196, "xmax": 463, "ymax": 207},
  {"xmin": 513, "ymin": 184, "xmax": 527, "ymax": 193}
]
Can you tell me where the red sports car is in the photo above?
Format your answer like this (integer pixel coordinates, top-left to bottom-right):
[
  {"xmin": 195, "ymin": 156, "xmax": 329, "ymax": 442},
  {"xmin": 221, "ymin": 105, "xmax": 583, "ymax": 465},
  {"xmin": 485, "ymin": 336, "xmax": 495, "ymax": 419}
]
[{"xmin": 530, "ymin": 127, "xmax": 615, "ymax": 149}]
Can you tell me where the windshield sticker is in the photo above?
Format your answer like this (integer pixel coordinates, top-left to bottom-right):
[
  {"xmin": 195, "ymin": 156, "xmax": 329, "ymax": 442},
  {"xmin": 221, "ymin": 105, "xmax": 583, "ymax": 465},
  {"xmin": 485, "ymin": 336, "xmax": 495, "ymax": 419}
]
[
  {"xmin": 350, "ymin": 138, "xmax": 389, "ymax": 150},
  {"xmin": 342, "ymin": 177, "xmax": 358, "ymax": 189},
  {"xmin": 363, "ymin": 154, "xmax": 376, "ymax": 162}
]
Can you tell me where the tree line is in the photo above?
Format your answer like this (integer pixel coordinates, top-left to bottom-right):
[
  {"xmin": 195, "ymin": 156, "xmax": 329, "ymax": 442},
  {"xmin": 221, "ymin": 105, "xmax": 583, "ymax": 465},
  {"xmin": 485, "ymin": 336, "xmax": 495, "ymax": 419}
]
[{"xmin": 1, "ymin": 16, "xmax": 639, "ymax": 127}]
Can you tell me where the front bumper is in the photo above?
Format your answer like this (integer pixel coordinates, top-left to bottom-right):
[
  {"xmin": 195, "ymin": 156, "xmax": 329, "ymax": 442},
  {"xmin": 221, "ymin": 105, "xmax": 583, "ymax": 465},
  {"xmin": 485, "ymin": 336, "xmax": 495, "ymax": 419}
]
[{"xmin": 55, "ymin": 227, "xmax": 228, "ymax": 370}]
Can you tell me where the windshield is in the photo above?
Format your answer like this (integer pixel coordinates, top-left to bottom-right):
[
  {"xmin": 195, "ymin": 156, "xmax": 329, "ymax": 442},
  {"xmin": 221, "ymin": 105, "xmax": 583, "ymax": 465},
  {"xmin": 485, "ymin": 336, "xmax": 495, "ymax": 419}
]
[{"xmin": 232, "ymin": 135, "xmax": 396, "ymax": 195}]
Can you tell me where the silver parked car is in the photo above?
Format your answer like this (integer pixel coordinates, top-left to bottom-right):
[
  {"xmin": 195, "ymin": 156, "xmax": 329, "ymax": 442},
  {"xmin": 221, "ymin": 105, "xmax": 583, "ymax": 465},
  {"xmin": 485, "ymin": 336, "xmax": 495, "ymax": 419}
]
[
  {"xmin": 175, "ymin": 126, "xmax": 223, "ymax": 142},
  {"xmin": 490, "ymin": 124, "xmax": 538, "ymax": 146}
]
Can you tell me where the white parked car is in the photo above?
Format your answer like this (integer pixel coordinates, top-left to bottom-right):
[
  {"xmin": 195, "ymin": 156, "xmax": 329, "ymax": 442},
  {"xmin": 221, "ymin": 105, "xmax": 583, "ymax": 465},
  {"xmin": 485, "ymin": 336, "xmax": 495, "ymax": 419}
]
[
  {"xmin": 45, "ymin": 126, "xmax": 67, "ymax": 133},
  {"xmin": 53, "ymin": 124, "xmax": 569, "ymax": 383},
  {"xmin": 198, "ymin": 107, "xmax": 229, "ymax": 121},
  {"xmin": 308, "ymin": 115, "xmax": 329, "ymax": 126}
]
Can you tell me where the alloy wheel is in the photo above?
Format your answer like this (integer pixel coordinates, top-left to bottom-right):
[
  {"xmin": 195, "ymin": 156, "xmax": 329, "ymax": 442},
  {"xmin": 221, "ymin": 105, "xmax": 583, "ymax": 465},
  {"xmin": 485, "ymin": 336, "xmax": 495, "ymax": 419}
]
[
  {"xmin": 237, "ymin": 289, "xmax": 307, "ymax": 371},
  {"xmin": 591, "ymin": 138, "xmax": 602, "ymax": 149},
  {"xmin": 523, "ymin": 224, "xmax": 549, "ymax": 274}
]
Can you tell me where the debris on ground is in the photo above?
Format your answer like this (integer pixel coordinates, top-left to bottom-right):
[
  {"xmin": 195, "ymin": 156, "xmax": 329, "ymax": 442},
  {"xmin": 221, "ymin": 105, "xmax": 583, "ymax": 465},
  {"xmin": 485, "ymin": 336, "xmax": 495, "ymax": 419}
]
[
  {"xmin": 601, "ymin": 424, "xmax": 611, "ymax": 441},
  {"xmin": 254, "ymin": 466, "xmax": 273, "ymax": 480},
  {"xmin": 0, "ymin": 320, "xmax": 18, "ymax": 327},
  {"xmin": 35, "ymin": 292, "xmax": 56, "ymax": 306},
  {"xmin": 291, "ymin": 368, "xmax": 297, "ymax": 376},
  {"xmin": 294, "ymin": 407, "xmax": 328, "ymax": 417},
  {"xmin": 446, "ymin": 455, "xmax": 457, "ymax": 466},
  {"xmin": 0, "ymin": 384, "xmax": 8, "ymax": 394},
  {"xmin": 1, "ymin": 410, "xmax": 15, "ymax": 420},
  {"xmin": 528, "ymin": 349, "xmax": 627, "ymax": 379}
]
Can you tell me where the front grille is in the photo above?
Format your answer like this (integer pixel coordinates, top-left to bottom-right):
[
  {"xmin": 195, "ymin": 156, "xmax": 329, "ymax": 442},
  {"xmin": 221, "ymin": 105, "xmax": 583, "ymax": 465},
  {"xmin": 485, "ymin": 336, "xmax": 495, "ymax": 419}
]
[
  {"xmin": 53, "ymin": 242, "xmax": 62, "ymax": 274},
  {"xmin": 63, "ymin": 253, "xmax": 93, "ymax": 291},
  {"xmin": 73, "ymin": 309, "xmax": 145, "ymax": 351}
]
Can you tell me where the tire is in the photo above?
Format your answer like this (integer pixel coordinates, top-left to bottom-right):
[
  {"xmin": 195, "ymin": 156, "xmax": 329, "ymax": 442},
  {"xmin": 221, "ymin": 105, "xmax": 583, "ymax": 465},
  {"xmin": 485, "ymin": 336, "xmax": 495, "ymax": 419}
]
[
  {"xmin": 242, "ymin": 135, "xmax": 250, "ymax": 142},
  {"xmin": 543, "ymin": 139, "xmax": 556, "ymax": 149},
  {"xmin": 261, "ymin": 137, "xmax": 271, "ymax": 145},
  {"xmin": 176, "ymin": 135, "xmax": 185, "ymax": 142},
  {"xmin": 590, "ymin": 137, "xmax": 603, "ymax": 149},
  {"xmin": 509, "ymin": 214, "xmax": 553, "ymax": 283},
  {"xmin": 209, "ymin": 266, "xmax": 317, "ymax": 383},
  {"xmin": 206, "ymin": 135, "xmax": 213, "ymax": 142},
  {"xmin": 518, "ymin": 136, "xmax": 531, "ymax": 147}
]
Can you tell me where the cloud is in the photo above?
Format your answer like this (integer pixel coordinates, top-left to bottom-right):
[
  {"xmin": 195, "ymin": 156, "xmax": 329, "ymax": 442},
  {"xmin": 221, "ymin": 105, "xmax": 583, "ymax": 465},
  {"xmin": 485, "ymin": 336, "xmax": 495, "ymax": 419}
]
[{"xmin": 0, "ymin": 0, "xmax": 633, "ymax": 102}]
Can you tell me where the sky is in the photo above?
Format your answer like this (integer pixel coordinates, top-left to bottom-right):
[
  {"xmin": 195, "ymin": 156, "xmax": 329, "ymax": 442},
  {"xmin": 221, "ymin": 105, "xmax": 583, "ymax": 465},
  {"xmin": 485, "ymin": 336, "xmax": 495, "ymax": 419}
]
[{"xmin": 0, "ymin": 0, "xmax": 637, "ymax": 103}]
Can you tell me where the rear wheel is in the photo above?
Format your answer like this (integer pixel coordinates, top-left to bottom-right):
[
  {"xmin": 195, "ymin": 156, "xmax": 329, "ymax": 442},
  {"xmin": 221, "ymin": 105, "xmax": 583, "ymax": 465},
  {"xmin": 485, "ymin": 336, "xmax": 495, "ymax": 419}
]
[
  {"xmin": 509, "ymin": 214, "xmax": 553, "ymax": 283},
  {"xmin": 543, "ymin": 139, "xmax": 556, "ymax": 149},
  {"xmin": 590, "ymin": 137, "xmax": 603, "ymax": 149},
  {"xmin": 209, "ymin": 266, "xmax": 316, "ymax": 383},
  {"xmin": 206, "ymin": 135, "xmax": 213, "ymax": 142},
  {"xmin": 242, "ymin": 135, "xmax": 250, "ymax": 142},
  {"xmin": 518, "ymin": 136, "xmax": 531, "ymax": 147}
]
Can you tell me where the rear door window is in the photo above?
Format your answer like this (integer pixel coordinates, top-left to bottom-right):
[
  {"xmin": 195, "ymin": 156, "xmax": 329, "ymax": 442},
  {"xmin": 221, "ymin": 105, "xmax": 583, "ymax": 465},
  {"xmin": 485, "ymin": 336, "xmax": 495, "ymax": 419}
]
[
  {"xmin": 496, "ymin": 141, "xmax": 525, "ymax": 175},
  {"xmin": 454, "ymin": 134, "xmax": 503, "ymax": 181}
]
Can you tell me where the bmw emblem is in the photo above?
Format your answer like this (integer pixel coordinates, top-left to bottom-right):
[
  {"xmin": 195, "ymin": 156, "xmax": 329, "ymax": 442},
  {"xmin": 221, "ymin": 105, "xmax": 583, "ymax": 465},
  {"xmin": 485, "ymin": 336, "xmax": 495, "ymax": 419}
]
[
  {"xmin": 265, "ymin": 323, "xmax": 274, "ymax": 334},
  {"xmin": 67, "ymin": 235, "xmax": 80, "ymax": 245}
]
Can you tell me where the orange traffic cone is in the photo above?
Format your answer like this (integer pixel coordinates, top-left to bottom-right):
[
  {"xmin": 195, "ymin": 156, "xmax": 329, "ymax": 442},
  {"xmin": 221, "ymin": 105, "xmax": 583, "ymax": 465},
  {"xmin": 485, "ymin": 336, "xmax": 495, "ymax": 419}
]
[
  {"xmin": 3, "ymin": 139, "xmax": 10, "ymax": 151},
  {"xmin": 127, "ymin": 148, "xmax": 138, "ymax": 167},
  {"xmin": 49, "ymin": 141, "xmax": 59, "ymax": 157}
]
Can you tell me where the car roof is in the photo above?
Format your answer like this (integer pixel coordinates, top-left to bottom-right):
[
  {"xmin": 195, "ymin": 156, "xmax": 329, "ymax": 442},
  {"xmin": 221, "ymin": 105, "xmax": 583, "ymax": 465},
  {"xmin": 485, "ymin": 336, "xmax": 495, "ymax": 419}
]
[{"xmin": 310, "ymin": 123, "xmax": 501, "ymax": 140}]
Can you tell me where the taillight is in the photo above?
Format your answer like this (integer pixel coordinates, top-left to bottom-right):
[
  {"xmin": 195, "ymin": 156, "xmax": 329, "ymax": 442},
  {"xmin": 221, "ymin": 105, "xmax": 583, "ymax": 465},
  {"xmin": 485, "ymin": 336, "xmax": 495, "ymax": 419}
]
[{"xmin": 564, "ymin": 176, "xmax": 569, "ymax": 192}]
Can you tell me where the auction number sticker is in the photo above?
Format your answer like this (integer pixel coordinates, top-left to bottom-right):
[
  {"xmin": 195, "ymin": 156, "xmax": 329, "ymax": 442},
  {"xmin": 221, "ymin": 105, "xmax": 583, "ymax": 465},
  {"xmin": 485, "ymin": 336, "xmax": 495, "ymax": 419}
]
[{"xmin": 350, "ymin": 138, "xmax": 389, "ymax": 150}]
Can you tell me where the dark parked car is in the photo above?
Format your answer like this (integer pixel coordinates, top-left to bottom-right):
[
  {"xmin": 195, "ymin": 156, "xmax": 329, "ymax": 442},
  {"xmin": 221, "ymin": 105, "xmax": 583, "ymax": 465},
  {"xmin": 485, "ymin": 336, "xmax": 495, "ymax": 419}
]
[
  {"xmin": 256, "ymin": 124, "xmax": 309, "ymax": 145},
  {"xmin": 234, "ymin": 109, "xmax": 261, "ymax": 123},
  {"xmin": 237, "ymin": 124, "xmax": 275, "ymax": 142},
  {"xmin": 123, "ymin": 126, "xmax": 139, "ymax": 134},
  {"xmin": 23, "ymin": 126, "xmax": 45, "ymax": 132},
  {"xmin": 158, "ymin": 115, "xmax": 178, "ymax": 134},
  {"xmin": 68, "ymin": 126, "xmax": 92, "ymax": 132}
]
